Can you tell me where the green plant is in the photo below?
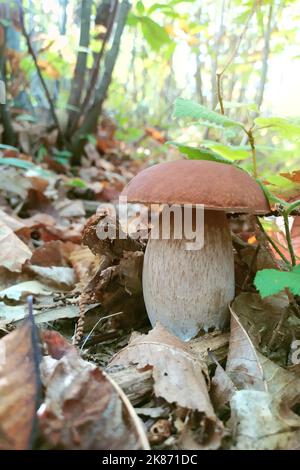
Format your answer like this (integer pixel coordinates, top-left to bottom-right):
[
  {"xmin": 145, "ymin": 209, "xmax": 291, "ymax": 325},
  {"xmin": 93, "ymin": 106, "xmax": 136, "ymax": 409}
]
[{"xmin": 170, "ymin": 96, "xmax": 300, "ymax": 300}]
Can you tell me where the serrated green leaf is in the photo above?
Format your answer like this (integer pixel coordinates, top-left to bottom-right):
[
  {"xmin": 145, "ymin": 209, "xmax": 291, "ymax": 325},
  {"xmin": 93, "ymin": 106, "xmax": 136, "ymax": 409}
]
[
  {"xmin": 254, "ymin": 117, "xmax": 300, "ymax": 140},
  {"xmin": 173, "ymin": 98, "xmax": 244, "ymax": 129},
  {"xmin": 255, "ymin": 266, "xmax": 300, "ymax": 298},
  {"xmin": 215, "ymin": 100, "xmax": 259, "ymax": 113},
  {"xmin": 203, "ymin": 141, "xmax": 250, "ymax": 161},
  {"xmin": 168, "ymin": 142, "xmax": 233, "ymax": 164}
]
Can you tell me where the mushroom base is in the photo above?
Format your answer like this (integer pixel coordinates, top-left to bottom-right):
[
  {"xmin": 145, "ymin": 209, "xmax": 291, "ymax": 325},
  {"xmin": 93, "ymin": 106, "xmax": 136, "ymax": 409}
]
[{"xmin": 142, "ymin": 210, "xmax": 235, "ymax": 340}]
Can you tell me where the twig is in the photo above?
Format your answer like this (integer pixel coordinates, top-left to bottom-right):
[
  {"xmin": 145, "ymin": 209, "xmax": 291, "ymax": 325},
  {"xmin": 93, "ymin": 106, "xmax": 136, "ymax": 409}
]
[
  {"xmin": 216, "ymin": 1, "xmax": 257, "ymax": 114},
  {"xmin": 268, "ymin": 290, "xmax": 291, "ymax": 349},
  {"xmin": 73, "ymin": 293, "xmax": 89, "ymax": 346},
  {"xmin": 18, "ymin": 1, "xmax": 63, "ymax": 142},
  {"xmin": 256, "ymin": 217, "xmax": 291, "ymax": 267},
  {"xmin": 283, "ymin": 211, "xmax": 296, "ymax": 266},
  {"xmin": 216, "ymin": 73, "xmax": 225, "ymax": 114},
  {"xmin": 246, "ymin": 127, "xmax": 257, "ymax": 178},
  {"xmin": 81, "ymin": 311, "xmax": 123, "ymax": 350},
  {"xmin": 241, "ymin": 243, "xmax": 260, "ymax": 290}
]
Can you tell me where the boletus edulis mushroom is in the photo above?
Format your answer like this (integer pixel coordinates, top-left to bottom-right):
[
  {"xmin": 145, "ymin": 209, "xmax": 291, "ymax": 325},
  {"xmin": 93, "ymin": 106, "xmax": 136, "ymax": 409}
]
[{"xmin": 121, "ymin": 160, "xmax": 270, "ymax": 340}]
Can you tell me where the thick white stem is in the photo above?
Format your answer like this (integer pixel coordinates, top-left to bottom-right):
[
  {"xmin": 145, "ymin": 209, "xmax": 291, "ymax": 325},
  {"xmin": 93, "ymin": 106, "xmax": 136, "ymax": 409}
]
[{"xmin": 142, "ymin": 211, "xmax": 235, "ymax": 340}]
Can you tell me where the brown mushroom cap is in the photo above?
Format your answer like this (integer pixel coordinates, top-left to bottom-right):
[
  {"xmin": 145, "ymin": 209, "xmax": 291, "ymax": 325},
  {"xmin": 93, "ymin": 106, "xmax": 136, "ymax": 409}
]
[{"xmin": 121, "ymin": 160, "xmax": 270, "ymax": 214}]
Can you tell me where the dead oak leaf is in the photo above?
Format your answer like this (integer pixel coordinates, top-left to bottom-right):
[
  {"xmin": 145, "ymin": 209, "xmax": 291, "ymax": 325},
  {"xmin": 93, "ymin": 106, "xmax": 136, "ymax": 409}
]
[
  {"xmin": 226, "ymin": 308, "xmax": 267, "ymax": 391},
  {"xmin": 0, "ymin": 220, "xmax": 32, "ymax": 272},
  {"xmin": 109, "ymin": 323, "xmax": 215, "ymax": 417},
  {"xmin": 230, "ymin": 390, "xmax": 300, "ymax": 450},
  {"xmin": 214, "ymin": 308, "xmax": 300, "ymax": 412},
  {"xmin": 39, "ymin": 331, "xmax": 149, "ymax": 450},
  {"xmin": 0, "ymin": 315, "xmax": 41, "ymax": 449}
]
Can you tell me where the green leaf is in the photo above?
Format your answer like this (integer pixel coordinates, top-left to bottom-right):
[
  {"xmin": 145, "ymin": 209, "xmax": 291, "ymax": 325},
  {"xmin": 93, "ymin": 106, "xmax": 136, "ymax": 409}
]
[
  {"xmin": 202, "ymin": 141, "xmax": 250, "ymax": 161},
  {"xmin": 173, "ymin": 98, "xmax": 244, "ymax": 130},
  {"xmin": 139, "ymin": 17, "xmax": 172, "ymax": 51},
  {"xmin": 255, "ymin": 266, "xmax": 300, "ymax": 298},
  {"xmin": 0, "ymin": 158, "xmax": 51, "ymax": 177},
  {"xmin": 215, "ymin": 100, "xmax": 259, "ymax": 114},
  {"xmin": 168, "ymin": 142, "xmax": 233, "ymax": 164},
  {"xmin": 15, "ymin": 114, "xmax": 37, "ymax": 123},
  {"xmin": 0, "ymin": 144, "xmax": 19, "ymax": 152},
  {"xmin": 127, "ymin": 12, "xmax": 139, "ymax": 26},
  {"xmin": 254, "ymin": 117, "xmax": 300, "ymax": 140},
  {"xmin": 255, "ymin": 180, "xmax": 287, "ymax": 206},
  {"xmin": 66, "ymin": 178, "xmax": 87, "ymax": 189},
  {"xmin": 53, "ymin": 149, "xmax": 72, "ymax": 160},
  {"xmin": 148, "ymin": 3, "xmax": 174, "ymax": 14},
  {"xmin": 136, "ymin": 0, "xmax": 145, "ymax": 14}
]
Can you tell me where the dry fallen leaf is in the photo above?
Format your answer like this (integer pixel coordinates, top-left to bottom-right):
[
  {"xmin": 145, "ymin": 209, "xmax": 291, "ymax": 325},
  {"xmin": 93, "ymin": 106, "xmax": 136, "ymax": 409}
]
[
  {"xmin": 0, "ymin": 209, "xmax": 26, "ymax": 232},
  {"xmin": 0, "ymin": 314, "xmax": 41, "ymax": 449},
  {"xmin": 109, "ymin": 324, "xmax": 213, "ymax": 412},
  {"xmin": 230, "ymin": 390, "xmax": 300, "ymax": 450},
  {"xmin": 26, "ymin": 265, "xmax": 76, "ymax": 289},
  {"xmin": 0, "ymin": 280, "xmax": 53, "ymax": 301},
  {"xmin": 39, "ymin": 331, "xmax": 149, "ymax": 450},
  {"xmin": 0, "ymin": 220, "xmax": 32, "ymax": 272},
  {"xmin": 211, "ymin": 364, "xmax": 237, "ymax": 411},
  {"xmin": 231, "ymin": 292, "xmax": 300, "ymax": 359},
  {"xmin": 220, "ymin": 309, "xmax": 300, "ymax": 449},
  {"xmin": 226, "ymin": 308, "xmax": 267, "ymax": 391},
  {"xmin": 109, "ymin": 324, "xmax": 224, "ymax": 449}
]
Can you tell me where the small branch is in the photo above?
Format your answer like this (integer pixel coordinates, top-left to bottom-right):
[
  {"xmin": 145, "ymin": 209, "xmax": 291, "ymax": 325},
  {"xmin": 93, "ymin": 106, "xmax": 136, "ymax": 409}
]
[
  {"xmin": 215, "ymin": 1, "xmax": 257, "ymax": 113},
  {"xmin": 283, "ymin": 211, "xmax": 296, "ymax": 266},
  {"xmin": 18, "ymin": 1, "xmax": 63, "ymax": 141},
  {"xmin": 218, "ymin": 2, "xmax": 257, "ymax": 78},
  {"xmin": 216, "ymin": 72, "xmax": 224, "ymax": 114},
  {"xmin": 256, "ymin": 217, "xmax": 291, "ymax": 268},
  {"xmin": 246, "ymin": 128, "xmax": 257, "ymax": 178},
  {"xmin": 268, "ymin": 291, "xmax": 291, "ymax": 349}
]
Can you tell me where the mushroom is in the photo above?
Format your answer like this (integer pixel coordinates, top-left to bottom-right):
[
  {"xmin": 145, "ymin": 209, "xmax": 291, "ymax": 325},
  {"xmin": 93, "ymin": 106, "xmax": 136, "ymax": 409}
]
[{"xmin": 121, "ymin": 160, "xmax": 270, "ymax": 340}]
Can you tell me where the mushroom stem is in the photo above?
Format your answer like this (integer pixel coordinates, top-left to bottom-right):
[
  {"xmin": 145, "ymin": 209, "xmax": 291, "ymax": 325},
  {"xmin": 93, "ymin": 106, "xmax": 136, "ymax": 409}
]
[{"xmin": 142, "ymin": 210, "xmax": 235, "ymax": 340}]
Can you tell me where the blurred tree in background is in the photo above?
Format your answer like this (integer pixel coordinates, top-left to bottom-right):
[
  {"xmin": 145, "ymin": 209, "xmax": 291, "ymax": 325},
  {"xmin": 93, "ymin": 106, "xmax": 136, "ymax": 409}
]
[{"xmin": 0, "ymin": 0, "xmax": 300, "ymax": 172}]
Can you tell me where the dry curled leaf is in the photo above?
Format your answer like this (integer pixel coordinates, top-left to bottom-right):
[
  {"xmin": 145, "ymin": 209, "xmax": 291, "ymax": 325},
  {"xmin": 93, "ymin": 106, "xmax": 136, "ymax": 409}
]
[
  {"xmin": 109, "ymin": 324, "xmax": 216, "ymax": 416},
  {"xmin": 39, "ymin": 331, "xmax": 149, "ymax": 450},
  {"xmin": 0, "ymin": 315, "xmax": 41, "ymax": 449},
  {"xmin": 230, "ymin": 390, "xmax": 300, "ymax": 450},
  {"xmin": 109, "ymin": 324, "xmax": 224, "ymax": 449},
  {"xmin": 0, "ymin": 220, "xmax": 32, "ymax": 272},
  {"xmin": 226, "ymin": 308, "xmax": 267, "ymax": 391},
  {"xmin": 212, "ymin": 306, "xmax": 300, "ymax": 409}
]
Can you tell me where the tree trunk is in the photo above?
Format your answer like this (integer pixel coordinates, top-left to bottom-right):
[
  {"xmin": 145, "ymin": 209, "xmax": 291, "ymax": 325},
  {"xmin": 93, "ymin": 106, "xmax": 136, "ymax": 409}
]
[
  {"xmin": 0, "ymin": 26, "xmax": 16, "ymax": 146},
  {"xmin": 68, "ymin": 0, "xmax": 119, "ymax": 136},
  {"xmin": 66, "ymin": 0, "xmax": 92, "ymax": 136},
  {"xmin": 70, "ymin": 0, "xmax": 131, "ymax": 161},
  {"xmin": 255, "ymin": 4, "xmax": 273, "ymax": 110}
]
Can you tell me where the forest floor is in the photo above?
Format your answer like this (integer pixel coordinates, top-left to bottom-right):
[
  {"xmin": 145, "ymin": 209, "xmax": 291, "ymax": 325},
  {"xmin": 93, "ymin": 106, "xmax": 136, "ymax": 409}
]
[{"xmin": 0, "ymin": 120, "xmax": 300, "ymax": 451}]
